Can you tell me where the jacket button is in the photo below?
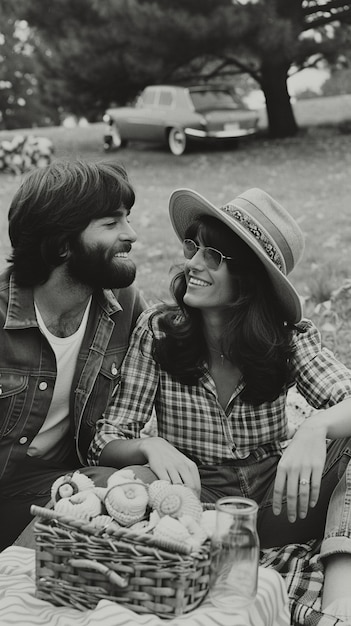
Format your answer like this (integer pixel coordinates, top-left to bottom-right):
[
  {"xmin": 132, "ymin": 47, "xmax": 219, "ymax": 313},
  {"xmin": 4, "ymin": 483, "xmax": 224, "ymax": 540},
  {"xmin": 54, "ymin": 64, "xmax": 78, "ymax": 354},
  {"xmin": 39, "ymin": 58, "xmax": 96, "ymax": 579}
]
[
  {"xmin": 39, "ymin": 381, "xmax": 48, "ymax": 391},
  {"xmin": 19, "ymin": 436, "xmax": 28, "ymax": 444},
  {"xmin": 111, "ymin": 363, "xmax": 118, "ymax": 376}
]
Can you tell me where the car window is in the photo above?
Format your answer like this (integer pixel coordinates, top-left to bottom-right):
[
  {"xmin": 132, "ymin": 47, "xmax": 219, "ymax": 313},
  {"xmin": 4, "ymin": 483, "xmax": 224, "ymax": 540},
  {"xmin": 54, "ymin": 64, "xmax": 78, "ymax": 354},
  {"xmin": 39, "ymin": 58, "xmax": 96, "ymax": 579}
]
[
  {"xmin": 141, "ymin": 89, "xmax": 157, "ymax": 106},
  {"xmin": 159, "ymin": 90, "xmax": 174, "ymax": 107},
  {"xmin": 189, "ymin": 90, "xmax": 240, "ymax": 111}
]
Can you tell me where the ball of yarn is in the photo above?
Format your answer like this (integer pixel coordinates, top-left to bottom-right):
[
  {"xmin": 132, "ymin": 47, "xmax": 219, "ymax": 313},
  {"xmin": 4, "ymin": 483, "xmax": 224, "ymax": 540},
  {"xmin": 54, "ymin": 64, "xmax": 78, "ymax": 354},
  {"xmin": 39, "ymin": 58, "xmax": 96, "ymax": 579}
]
[
  {"xmin": 148, "ymin": 480, "xmax": 173, "ymax": 504},
  {"xmin": 54, "ymin": 490, "xmax": 102, "ymax": 520},
  {"xmin": 149, "ymin": 482, "xmax": 203, "ymax": 522},
  {"xmin": 107, "ymin": 469, "xmax": 139, "ymax": 488},
  {"xmin": 51, "ymin": 471, "xmax": 95, "ymax": 503},
  {"xmin": 105, "ymin": 482, "xmax": 149, "ymax": 526}
]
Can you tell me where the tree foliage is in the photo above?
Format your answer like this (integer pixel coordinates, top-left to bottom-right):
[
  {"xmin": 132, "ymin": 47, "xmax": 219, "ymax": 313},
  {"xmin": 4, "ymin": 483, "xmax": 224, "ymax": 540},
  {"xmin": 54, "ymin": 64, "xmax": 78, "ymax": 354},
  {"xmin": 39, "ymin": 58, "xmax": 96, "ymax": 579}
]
[
  {"xmin": 8, "ymin": 0, "xmax": 351, "ymax": 135},
  {"xmin": 0, "ymin": 4, "xmax": 59, "ymax": 129}
]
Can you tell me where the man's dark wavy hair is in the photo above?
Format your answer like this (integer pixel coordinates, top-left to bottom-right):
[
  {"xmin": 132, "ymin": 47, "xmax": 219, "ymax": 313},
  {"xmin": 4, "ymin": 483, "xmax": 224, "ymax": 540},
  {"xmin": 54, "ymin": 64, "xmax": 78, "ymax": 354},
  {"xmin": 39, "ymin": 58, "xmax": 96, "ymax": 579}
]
[
  {"xmin": 150, "ymin": 215, "xmax": 296, "ymax": 405},
  {"xmin": 7, "ymin": 159, "xmax": 135, "ymax": 286}
]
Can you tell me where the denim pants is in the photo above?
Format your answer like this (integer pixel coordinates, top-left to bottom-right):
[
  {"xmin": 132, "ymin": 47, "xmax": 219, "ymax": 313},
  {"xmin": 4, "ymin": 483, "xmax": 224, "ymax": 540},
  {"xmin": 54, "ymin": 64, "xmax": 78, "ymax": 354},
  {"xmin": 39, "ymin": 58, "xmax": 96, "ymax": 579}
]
[
  {"xmin": 131, "ymin": 438, "xmax": 351, "ymax": 556},
  {"xmin": 0, "ymin": 454, "xmax": 116, "ymax": 551},
  {"xmin": 199, "ymin": 438, "xmax": 351, "ymax": 555}
]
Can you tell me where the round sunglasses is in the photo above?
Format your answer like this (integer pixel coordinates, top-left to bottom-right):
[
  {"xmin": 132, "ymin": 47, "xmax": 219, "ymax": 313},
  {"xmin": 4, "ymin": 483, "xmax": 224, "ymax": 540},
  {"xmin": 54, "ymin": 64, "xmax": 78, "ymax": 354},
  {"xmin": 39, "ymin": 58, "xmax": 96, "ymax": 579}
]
[{"xmin": 183, "ymin": 239, "xmax": 233, "ymax": 270}]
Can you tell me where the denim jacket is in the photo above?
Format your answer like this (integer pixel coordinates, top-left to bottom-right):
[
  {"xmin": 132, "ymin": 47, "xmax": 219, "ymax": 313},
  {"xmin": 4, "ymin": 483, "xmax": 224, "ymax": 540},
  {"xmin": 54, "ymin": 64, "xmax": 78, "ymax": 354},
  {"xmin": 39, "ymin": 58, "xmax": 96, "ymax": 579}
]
[{"xmin": 0, "ymin": 269, "xmax": 146, "ymax": 483}]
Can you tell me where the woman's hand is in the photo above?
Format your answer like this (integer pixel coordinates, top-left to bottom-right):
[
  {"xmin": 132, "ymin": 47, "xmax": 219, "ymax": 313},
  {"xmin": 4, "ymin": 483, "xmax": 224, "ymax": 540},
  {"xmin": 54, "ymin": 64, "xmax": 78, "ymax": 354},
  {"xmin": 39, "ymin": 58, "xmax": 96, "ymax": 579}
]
[
  {"xmin": 273, "ymin": 416, "xmax": 327, "ymax": 522},
  {"xmin": 139, "ymin": 436, "xmax": 201, "ymax": 496}
]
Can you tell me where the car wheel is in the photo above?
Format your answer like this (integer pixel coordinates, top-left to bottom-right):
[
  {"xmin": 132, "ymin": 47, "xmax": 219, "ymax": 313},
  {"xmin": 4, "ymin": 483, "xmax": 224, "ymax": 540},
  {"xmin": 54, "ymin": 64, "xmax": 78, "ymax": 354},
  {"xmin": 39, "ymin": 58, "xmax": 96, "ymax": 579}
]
[
  {"xmin": 103, "ymin": 135, "xmax": 113, "ymax": 151},
  {"xmin": 104, "ymin": 124, "xmax": 126, "ymax": 151},
  {"xmin": 168, "ymin": 127, "xmax": 187, "ymax": 156}
]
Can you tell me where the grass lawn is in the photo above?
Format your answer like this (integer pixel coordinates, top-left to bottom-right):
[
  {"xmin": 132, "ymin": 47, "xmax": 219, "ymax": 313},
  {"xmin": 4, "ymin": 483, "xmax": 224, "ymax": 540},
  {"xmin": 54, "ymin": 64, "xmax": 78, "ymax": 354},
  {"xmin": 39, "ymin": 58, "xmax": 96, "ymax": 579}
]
[{"xmin": 0, "ymin": 94, "xmax": 350, "ymax": 326}]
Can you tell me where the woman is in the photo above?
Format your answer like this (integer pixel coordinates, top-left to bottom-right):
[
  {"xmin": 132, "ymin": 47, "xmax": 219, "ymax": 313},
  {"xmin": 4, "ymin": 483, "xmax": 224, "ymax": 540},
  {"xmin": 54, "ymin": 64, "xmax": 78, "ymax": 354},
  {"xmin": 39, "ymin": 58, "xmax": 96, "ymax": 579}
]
[{"xmin": 90, "ymin": 187, "xmax": 351, "ymax": 622}]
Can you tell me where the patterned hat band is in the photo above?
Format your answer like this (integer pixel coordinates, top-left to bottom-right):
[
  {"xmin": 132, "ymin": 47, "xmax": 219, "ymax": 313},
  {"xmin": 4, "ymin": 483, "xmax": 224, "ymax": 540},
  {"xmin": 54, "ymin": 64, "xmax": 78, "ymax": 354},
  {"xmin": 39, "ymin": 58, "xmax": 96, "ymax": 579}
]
[{"xmin": 221, "ymin": 203, "xmax": 285, "ymax": 274}]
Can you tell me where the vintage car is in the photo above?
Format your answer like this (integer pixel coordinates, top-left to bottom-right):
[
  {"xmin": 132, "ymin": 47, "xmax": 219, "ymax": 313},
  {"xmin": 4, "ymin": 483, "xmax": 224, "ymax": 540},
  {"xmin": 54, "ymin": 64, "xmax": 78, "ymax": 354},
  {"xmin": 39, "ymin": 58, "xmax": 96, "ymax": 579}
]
[{"xmin": 103, "ymin": 84, "xmax": 259, "ymax": 156}]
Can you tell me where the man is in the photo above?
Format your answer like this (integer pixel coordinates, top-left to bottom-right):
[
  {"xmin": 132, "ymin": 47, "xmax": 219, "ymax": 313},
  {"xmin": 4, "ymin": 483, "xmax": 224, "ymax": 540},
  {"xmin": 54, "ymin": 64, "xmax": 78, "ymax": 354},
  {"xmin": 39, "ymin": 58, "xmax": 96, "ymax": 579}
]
[{"xmin": 0, "ymin": 158, "xmax": 146, "ymax": 550}]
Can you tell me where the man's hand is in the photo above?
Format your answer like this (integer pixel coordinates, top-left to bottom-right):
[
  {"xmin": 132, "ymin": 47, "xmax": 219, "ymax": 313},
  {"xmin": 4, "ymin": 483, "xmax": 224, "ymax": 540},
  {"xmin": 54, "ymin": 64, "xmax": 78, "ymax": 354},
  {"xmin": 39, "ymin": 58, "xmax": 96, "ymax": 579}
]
[
  {"xmin": 273, "ymin": 417, "xmax": 327, "ymax": 522},
  {"xmin": 139, "ymin": 436, "xmax": 201, "ymax": 496}
]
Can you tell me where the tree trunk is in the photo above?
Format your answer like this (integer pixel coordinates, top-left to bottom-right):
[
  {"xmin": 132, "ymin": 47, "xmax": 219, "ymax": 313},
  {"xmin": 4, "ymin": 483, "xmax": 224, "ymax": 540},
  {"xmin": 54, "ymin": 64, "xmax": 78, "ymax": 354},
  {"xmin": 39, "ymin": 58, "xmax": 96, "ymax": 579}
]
[{"xmin": 261, "ymin": 61, "xmax": 298, "ymax": 138}]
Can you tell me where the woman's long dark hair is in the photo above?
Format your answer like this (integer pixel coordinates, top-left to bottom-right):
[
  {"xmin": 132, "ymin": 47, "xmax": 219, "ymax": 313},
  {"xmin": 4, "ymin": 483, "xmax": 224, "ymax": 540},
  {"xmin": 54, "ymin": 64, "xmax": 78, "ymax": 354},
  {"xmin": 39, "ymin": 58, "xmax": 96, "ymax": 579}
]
[{"xmin": 149, "ymin": 215, "xmax": 296, "ymax": 405}]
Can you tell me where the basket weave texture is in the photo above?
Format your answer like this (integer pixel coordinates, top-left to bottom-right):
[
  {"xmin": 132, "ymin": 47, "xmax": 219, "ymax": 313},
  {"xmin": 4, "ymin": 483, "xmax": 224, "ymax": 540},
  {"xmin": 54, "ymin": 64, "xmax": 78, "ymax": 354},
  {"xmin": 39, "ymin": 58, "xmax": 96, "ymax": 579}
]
[{"xmin": 31, "ymin": 504, "xmax": 212, "ymax": 618}]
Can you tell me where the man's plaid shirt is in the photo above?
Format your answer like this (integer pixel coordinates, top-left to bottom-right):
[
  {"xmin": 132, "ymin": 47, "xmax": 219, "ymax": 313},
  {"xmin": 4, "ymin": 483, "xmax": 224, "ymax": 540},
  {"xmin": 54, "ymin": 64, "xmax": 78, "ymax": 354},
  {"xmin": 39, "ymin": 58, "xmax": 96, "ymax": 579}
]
[{"xmin": 89, "ymin": 309, "xmax": 351, "ymax": 466}]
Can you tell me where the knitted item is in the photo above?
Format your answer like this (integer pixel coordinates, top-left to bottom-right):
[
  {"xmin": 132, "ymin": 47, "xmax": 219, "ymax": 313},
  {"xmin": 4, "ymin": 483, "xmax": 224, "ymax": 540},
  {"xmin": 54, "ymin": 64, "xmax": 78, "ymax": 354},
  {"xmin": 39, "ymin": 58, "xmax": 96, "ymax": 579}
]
[
  {"xmin": 148, "ymin": 480, "xmax": 173, "ymax": 503},
  {"xmin": 54, "ymin": 490, "xmax": 102, "ymax": 520},
  {"xmin": 153, "ymin": 515, "xmax": 191, "ymax": 544},
  {"xmin": 93, "ymin": 486, "xmax": 108, "ymax": 501},
  {"xmin": 130, "ymin": 519, "xmax": 154, "ymax": 533},
  {"xmin": 200, "ymin": 509, "xmax": 217, "ymax": 537},
  {"xmin": 107, "ymin": 469, "xmax": 139, "ymax": 488},
  {"xmin": 179, "ymin": 515, "xmax": 208, "ymax": 549},
  {"xmin": 51, "ymin": 471, "xmax": 95, "ymax": 503},
  {"xmin": 130, "ymin": 510, "xmax": 161, "ymax": 533},
  {"xmin": 149, "ymin": 481, "xmax": 203, "ymax": 522},
  {"xmin": 104, "ymin": 482, "xmax": 149, "ymax": 526},
  {"xmin": 149, "ymin": 509, "xmax": 161, "ymax": 528}
]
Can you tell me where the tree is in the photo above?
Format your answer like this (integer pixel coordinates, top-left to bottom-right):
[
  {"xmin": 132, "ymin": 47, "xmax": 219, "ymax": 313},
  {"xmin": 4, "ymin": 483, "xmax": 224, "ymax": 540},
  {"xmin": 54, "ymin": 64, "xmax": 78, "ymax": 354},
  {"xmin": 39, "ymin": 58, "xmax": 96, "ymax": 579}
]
[
  {"xmin": 322, "ymin": 36, "xmax": 351, "ymax": 95},
  {"xmin": 15, "ymin": 0, "xmax": 351, "ymax": 136},
  {"xmin": 108, "ymin": 0, "xmax": 351, "ymax": 137},
  {"xmin": 0, "ymin": 3, "xmax": 60, "ymax": 129},
  {"xmin": 14, "ymin": 0, "xmax": 144, "ymax": 122}
]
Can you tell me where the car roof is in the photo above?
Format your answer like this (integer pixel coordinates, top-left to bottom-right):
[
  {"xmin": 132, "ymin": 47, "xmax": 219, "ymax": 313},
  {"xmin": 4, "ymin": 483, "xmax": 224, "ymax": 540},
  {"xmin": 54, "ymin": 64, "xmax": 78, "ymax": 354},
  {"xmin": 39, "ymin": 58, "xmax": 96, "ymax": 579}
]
[{"xmin": 144, "ymin": 84, "xmax": 232, "ymax": 92}]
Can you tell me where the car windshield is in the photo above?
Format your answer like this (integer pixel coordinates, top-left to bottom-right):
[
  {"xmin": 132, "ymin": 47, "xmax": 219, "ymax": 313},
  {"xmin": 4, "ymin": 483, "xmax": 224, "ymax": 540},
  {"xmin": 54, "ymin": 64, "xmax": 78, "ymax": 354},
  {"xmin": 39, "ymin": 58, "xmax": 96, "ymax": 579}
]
[{"xmin": 189, "ymin": 90, "xmax": 240, "ymax": 111}]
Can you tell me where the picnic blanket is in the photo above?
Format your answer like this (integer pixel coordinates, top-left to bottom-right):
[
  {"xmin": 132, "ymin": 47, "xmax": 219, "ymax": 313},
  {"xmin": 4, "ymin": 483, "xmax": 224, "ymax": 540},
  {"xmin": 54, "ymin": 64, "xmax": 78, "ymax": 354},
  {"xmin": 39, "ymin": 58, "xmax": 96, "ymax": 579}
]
[
  {"xmin": 0, "ymin": 542, "xmax": 347, "ymax": 625},
  {"xmin": 260, "ymin": 539, "xmax": 344, "ymax": 626},
  {"xmin": 0, "ymin": 546, "xmax": 289, "ymax": 626}
]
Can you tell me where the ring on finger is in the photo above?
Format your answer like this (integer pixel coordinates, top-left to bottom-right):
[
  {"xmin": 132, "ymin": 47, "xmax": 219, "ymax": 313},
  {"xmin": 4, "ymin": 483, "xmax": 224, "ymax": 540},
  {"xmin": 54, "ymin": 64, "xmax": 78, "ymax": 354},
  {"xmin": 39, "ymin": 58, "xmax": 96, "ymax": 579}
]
[{"xmin": 299, "ymin": 478, "xmax": 310, "ymax": 486}]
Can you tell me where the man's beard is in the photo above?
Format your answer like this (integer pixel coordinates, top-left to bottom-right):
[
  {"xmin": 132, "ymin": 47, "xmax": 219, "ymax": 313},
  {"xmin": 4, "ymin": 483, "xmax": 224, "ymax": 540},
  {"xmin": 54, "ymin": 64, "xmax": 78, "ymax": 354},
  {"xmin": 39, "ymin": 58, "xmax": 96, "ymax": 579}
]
[{"xmin": 67, "ymin": 238, "xmax": 136, "ymax": 290}]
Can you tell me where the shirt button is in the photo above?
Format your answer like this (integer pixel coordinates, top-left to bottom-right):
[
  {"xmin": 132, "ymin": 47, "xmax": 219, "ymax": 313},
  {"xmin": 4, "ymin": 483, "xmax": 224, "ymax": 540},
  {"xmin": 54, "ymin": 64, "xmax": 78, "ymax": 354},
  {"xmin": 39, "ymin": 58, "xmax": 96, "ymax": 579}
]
[
  {"xmin": 19, "ymin": 436, "xmax": 28, "ymax": 444},
  {"xmin": 236, "ymin": 451, "xmax": 250, "ymax": 459},
  {"xmin": 39, "ymin": 381, "xmax": 48, "ymax": 391}
]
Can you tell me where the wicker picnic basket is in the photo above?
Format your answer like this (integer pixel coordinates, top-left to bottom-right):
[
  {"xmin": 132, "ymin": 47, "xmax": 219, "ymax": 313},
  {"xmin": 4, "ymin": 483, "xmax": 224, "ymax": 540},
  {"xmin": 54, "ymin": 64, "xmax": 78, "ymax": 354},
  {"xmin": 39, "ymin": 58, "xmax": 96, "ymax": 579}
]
[{"xmin": 31, "ymin": 504, "xmax": 213, "ymax": 618}]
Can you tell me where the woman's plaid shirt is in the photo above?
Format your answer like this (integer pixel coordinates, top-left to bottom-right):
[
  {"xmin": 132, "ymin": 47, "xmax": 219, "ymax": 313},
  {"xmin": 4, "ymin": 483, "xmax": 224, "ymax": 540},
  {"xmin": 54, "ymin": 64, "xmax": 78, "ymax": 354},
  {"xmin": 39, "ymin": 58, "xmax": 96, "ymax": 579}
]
[{"xmin": 89, "ymin": 310, "xmax": 351, "ymax": 466}]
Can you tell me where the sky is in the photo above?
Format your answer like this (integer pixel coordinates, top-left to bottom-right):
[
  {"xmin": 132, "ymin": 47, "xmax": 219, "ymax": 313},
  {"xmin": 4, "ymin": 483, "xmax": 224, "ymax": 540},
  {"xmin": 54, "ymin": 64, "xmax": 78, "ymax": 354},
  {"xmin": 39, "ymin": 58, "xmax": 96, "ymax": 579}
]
[
  {"xmin": 245, "ymin": 67, "xmax": 330, "ymax": 109},
  {"xmin": 288, "ymin": 67, "xmax": 330, "ymax": 96}
]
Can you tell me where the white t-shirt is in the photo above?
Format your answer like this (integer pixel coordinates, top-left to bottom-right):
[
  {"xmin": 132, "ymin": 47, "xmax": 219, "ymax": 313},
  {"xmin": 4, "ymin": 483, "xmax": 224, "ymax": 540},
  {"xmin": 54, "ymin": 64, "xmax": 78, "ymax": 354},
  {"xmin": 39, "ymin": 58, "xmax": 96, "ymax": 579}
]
[{"xmin": 28, "ymin": 299, "xmax": 91, "ymax": 459}]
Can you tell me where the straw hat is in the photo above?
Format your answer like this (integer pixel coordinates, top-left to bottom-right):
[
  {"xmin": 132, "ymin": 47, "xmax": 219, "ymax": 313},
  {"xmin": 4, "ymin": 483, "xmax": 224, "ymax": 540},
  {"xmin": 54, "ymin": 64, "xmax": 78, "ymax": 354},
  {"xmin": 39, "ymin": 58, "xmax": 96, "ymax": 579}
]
[{"xmin": 169, "ymin": 187, "xmax": 305, "ymax": 323}]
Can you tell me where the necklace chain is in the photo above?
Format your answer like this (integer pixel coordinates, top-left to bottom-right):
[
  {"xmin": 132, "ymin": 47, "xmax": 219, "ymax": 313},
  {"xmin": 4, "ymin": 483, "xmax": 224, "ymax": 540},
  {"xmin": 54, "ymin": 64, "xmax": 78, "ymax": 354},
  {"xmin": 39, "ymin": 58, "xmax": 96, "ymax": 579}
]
[{"xmin": 208, "ymin": 346, "xmax": 225, "ymax": 366}]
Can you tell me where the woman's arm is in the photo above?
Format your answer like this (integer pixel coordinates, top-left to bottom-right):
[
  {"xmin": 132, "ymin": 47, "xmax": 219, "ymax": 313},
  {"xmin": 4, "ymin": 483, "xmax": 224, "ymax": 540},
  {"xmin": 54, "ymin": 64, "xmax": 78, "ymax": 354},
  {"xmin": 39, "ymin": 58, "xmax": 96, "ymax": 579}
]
[
  {"xmin": 100, "ymin": 436, "xmax": 201, "ymax": 495},
  {"xmin": 89, "ymin": 309, "xmax": 201, "ymax": 494},
  {"xmin": 273, "ymin": 398, "xmax": 351, "ymax": 522},
  {"xmin": 273, "ymin": 320, "xmax": 351, "ymax": 522}
]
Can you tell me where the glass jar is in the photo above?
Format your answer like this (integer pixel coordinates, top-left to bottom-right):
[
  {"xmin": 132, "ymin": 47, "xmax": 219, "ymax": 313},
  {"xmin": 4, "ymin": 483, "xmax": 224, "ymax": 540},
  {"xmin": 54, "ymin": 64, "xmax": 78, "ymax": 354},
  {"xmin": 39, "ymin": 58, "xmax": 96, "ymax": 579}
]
[{"xmin": 208, "ymin": 496, "xmax": 259, "ymax": 611}]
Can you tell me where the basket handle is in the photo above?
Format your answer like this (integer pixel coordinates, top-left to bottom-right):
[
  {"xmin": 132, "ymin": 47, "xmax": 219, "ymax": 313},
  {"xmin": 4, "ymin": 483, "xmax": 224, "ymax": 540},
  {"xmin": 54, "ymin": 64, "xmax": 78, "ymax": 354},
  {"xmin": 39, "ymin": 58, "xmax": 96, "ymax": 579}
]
[{"xmin": 68, "ymin": 559, "xmax": 128, "ymax": 588}]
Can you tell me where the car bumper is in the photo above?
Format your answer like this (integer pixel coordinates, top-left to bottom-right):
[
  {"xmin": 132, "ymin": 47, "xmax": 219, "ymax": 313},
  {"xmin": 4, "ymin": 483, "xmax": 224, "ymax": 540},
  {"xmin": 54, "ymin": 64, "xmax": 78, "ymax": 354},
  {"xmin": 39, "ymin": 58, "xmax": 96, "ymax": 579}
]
[{"xmin": 185, "ymin": 127, "xmax": 257, "ymax": 139}]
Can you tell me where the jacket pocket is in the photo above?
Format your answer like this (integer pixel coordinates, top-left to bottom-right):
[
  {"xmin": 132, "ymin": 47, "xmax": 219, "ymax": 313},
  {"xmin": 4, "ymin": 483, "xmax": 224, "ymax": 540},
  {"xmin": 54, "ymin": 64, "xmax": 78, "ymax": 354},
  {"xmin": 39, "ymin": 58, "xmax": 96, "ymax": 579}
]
[
  {"xmin": 84, "ymin": 352, "xmax": 122, "ymax": 429},
  {"xmin": 0, "ymin": 373, "xmax": 29, "ymax": 437}
]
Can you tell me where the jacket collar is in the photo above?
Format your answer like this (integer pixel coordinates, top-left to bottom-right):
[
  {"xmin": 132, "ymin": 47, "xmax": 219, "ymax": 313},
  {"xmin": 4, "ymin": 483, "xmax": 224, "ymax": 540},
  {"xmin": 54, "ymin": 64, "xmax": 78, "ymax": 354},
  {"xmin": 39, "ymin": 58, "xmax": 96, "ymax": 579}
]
[
  {"xmin": 4, "ymin": 273, "xmax": 122, "ymax": 330},
  {"xmin": 95, "ymin": 288, "xmax": 122, "ymax": 316}
]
